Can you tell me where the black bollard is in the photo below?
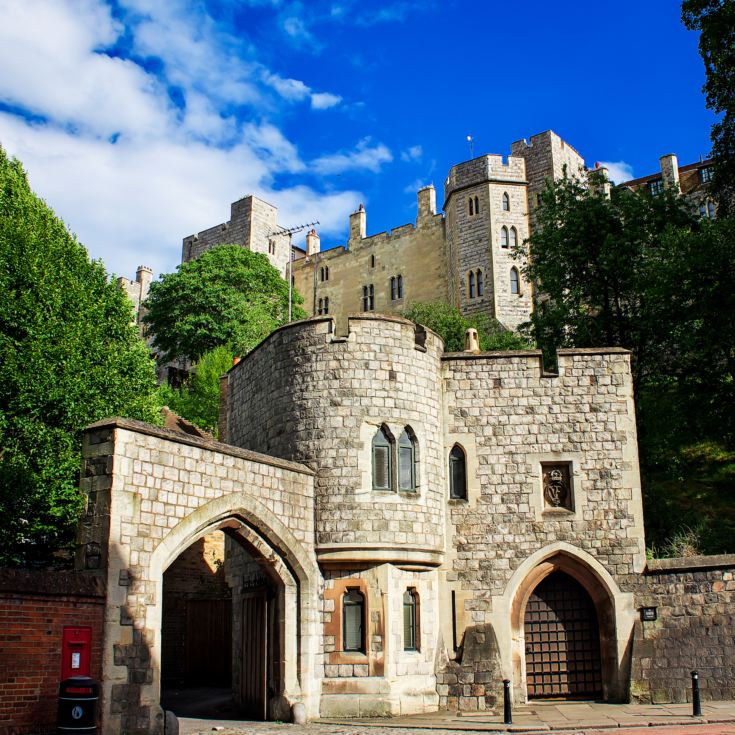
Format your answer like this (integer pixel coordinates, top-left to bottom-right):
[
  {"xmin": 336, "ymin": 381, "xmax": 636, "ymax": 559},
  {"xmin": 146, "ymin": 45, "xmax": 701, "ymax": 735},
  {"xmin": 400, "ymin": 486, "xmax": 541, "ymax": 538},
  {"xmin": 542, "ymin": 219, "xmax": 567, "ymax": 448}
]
[
  {"xmin": 503, "ymin": 678, "xmax": 512, "ymax": 725},
  {"xmin": 691, "ymin": 670, "xmax": 702, "ymax": 717}
]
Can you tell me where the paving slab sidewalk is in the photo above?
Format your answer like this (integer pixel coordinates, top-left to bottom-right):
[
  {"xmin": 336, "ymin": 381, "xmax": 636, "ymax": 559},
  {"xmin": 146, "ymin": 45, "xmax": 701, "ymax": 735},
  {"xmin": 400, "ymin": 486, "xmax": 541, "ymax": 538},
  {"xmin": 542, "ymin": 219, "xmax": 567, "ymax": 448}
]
[{"xmin": 178, "ymin": 701, "xmax": 735, "ymax": 735}]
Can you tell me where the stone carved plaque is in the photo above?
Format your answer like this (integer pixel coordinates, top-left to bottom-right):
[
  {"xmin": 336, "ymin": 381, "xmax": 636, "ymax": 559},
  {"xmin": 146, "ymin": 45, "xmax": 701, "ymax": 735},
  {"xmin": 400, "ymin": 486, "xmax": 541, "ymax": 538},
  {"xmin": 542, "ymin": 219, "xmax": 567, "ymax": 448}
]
[{"xmin": 542, "ymin": 464, "xmax": 572, "ymax": 510}]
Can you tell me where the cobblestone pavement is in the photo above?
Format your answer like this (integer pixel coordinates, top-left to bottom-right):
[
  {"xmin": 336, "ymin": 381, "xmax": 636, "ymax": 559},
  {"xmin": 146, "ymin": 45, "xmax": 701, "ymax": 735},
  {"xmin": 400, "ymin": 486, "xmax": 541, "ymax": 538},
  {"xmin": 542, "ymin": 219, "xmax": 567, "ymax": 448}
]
[{"xmin": 178, "ymin": 701, "xmax": 735, "ymax": 735}]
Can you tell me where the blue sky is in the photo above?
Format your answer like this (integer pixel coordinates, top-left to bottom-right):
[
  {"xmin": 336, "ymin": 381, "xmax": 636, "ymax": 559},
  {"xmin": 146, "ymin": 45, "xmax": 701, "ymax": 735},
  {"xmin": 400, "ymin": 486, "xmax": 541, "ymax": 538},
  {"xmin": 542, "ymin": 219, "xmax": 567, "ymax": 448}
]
[{"xmin": 0, "ymin": 0, "xmax": 715, "ymax": 278}]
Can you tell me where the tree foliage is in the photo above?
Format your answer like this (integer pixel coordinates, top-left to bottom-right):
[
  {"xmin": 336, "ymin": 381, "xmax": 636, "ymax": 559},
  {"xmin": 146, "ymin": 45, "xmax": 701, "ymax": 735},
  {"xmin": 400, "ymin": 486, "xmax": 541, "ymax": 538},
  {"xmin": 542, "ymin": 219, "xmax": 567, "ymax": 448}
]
[
  {"xmin": 402, "ymin": 301, "xmax": 532, "ymax": 352},
  {"xmin": 517, "ymin": 178, "xmax": 698, "ymax": 386},
  {"xmin": 520, "ymin": 174, "xmax": 735, "ymax": 554},
  {"xmin": 683, "ymin": 0, "xmax": 735, "ymax": 213},
  {"xmin": 159, "ymin": 345, "xmax": 234, "ymax": 437},
  {"xmin": 0, "ymin": 147, "xmax": 161, "ymax": 566},
  {"xmin": 143, "ymin": 245, "xmax": 305, "ymax": 364}
]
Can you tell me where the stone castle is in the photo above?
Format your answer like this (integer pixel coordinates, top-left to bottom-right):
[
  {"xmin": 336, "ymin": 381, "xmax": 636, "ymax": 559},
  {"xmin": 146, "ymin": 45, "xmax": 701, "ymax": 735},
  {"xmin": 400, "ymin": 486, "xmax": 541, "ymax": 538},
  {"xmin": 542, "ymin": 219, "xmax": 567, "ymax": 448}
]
[
  {"xmin": 174, "ymin": 130, "xmax": 713, "ymax": 331},
  {"xmin": 77, "ymin": 132, "xmax": 730, "ymax": 735}
]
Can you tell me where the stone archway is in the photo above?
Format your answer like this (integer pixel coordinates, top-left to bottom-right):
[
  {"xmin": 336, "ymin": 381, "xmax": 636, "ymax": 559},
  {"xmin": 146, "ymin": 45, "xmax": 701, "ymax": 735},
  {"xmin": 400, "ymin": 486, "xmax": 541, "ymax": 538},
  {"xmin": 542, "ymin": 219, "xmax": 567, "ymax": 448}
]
[
  {"xmin": 146, "ymin": 497, "xmax": 319, "ymax": 725},
  {"xmin": 78, "ymin": 420, "xmax": 320, "ymax": 735},
  {"xmin": 504, "ymin": 543, "xmax": 636, "ymax": 703}
]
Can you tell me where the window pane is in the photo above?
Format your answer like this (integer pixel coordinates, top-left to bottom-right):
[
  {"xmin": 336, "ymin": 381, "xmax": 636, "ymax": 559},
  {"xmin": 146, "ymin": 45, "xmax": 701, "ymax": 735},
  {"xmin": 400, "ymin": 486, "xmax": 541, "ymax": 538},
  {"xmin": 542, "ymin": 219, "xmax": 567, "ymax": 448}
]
[
  {"xmin": 403, "ymin": 596, "xmax": 415, "ymax": 650},
  {"xmin": 374, "ymin": 445, "xmax": 390, "ymax": 489},
  {"xmin": 344, "ymin": 592, "xmax": 364, "ymax": 651},
  {"xmin": 399, "ymin": 446, "xmax": 413, "ymax": 490},
  {"xmin": 450, "ymin": 448, "xmax": 467, "ymax": 499}
]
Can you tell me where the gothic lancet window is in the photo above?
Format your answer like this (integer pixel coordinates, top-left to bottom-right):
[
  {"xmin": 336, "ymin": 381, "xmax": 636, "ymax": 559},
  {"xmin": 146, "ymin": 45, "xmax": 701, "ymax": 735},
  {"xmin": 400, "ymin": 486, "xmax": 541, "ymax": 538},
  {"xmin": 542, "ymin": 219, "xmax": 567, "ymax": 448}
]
[
  {"xmin": 403, "ymin": 589, "xmax": 419, "ymax": 651},
  {"xmin": 449, "ymin": 444, "xmax": 467, "ymax": 499},
  {"xmin": 398, "ymin": 428, "xmax": 416, "ymax": 492},
  {"xmin": 372, "ymin": 426, "xmax": 393, "ymax": 491},
  {"xmin": 343, "ymin": 589, "xmax": 365, "ymax": 652}
]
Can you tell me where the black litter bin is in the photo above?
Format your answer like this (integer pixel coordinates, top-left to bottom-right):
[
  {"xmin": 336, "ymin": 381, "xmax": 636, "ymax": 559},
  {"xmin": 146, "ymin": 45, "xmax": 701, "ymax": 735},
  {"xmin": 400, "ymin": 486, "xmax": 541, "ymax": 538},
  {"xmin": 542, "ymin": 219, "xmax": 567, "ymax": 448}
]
[{"xmin": 57, "ymin": 677, "xmax": 99, "ymax": 734}]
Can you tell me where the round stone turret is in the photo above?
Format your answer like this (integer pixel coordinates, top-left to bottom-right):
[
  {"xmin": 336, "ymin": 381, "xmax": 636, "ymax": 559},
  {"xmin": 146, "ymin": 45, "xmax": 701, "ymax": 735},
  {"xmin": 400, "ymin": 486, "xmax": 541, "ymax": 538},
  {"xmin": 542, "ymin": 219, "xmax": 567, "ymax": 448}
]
[{"xmin": 226, "ymin": 315, "xmax": 446, "ymax": 568}]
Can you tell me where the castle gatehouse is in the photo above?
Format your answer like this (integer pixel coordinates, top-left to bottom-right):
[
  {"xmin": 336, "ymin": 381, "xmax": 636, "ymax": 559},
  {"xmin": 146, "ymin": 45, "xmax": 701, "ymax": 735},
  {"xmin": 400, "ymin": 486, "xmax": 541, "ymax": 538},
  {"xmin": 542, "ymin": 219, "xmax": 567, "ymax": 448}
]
[{"xmin": 77, "ymin": 315, "xmax": 735, "ymax": 735}]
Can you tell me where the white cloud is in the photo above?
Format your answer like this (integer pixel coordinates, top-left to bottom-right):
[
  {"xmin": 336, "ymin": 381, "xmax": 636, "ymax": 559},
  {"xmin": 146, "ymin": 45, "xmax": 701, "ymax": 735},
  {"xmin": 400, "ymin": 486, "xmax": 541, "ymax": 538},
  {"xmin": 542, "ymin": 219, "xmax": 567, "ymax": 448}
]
[
  {"xmin": 311, "ymin": 138, "xmax": 393, "ymax": 175},
  {"xmin": 403, "ymin": 178, "xmax": 429, "ymax": 194},
  {"xmin": 598, "ymin": 160, "xmax": 634, "ymax": 185},
  {"xmin": 0, "ymin": 0, "xmax": 363, "ymax": 279},
  {"xmin": 263, "ymin": 72, "xmax": 311, "ymax": 102},
  {"xmin": 311, "ymin": 92, "xmax": 342, "ymax": 110},
  {"xmin": 400, "ymin": 145, "xmax": 423, "ymax": 162}
]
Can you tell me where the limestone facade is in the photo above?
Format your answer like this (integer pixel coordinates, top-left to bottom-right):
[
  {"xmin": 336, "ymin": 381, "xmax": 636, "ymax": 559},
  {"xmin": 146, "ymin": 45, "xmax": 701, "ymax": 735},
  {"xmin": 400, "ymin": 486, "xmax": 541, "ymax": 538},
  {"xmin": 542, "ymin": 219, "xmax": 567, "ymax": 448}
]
[
  {"xmin": 177, "ymin": 130, "xmax": 590, "ymax": 332},
  {"xmin": 79, "ymin": 315, "xmax": 656, "ymax": 733}
]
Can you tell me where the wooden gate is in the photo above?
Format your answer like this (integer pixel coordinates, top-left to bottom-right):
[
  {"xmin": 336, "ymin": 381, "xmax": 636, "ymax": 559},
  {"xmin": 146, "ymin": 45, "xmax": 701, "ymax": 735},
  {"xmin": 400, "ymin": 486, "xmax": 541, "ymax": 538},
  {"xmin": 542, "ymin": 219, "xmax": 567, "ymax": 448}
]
[
  {"xmin": 185, "ymin": 598, "xmax": 232, "ymax": 685},
  {"xmin": 523, "ymin": 572, "xmax": 602, "ymax": 699},
  {"xmin": 241, "ymin": 589, "xmax": 269, "ymax": 719}
]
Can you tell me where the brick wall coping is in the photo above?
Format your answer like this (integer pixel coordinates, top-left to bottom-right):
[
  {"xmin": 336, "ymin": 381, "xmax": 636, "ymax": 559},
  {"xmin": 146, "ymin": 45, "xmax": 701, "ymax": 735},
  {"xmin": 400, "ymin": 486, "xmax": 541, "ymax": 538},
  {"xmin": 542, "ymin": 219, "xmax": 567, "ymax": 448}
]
[
  {"xmin": 85, "ymin": 417, "xmax": 315, "ymax": 476},
  {"xmin": 646, "ymin": 553, "xmax": 735, "ymax": 573},
  {"xmin": 442, "ymin": 346, "xmax": 631, "ymax": 361},
  {"xmin": 0, "ymin": 567, "xmax": 105, "ymax": 597}
]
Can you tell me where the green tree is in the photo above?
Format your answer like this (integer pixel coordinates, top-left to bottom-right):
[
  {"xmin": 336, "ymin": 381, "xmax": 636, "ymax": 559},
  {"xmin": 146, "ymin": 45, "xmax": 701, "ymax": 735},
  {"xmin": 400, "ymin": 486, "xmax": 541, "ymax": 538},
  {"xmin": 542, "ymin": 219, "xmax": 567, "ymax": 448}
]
[
  {"xmin": 143, "ymin": 245, "xmax": 305, "ymax": 364},
  {"xmin": 159, "ymin": 345, "xmax": 234, "ymax": 437},
  {"xmin": 516, "ymin": 177, "xmax": 697, "ymax": 385},
  {"xmin": 683, "ymin": 0, "xmax": 735, "ymax": 213},
  {"xmin": 0, "ymin": 147, "xmax": 161, "ymax": 566},
  {"xmin": 402, "ymin": 301, "xmax": 531, "ymax": 352}
]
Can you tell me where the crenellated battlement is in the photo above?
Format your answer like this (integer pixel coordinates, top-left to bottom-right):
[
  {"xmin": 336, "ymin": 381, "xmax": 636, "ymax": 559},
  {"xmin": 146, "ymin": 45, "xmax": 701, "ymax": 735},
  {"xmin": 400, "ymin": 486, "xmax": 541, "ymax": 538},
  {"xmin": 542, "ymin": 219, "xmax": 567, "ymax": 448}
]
[{"xmin": 444, "ymin": 154, "xmax": 527, "ymax": 203}]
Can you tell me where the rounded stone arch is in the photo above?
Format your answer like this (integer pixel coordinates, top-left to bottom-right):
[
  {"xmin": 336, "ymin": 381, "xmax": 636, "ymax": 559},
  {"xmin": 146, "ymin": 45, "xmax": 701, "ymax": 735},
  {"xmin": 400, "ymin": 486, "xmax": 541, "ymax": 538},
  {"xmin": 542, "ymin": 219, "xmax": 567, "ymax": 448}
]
[
  {"xmin": 503, "ymin": 542, "xmax": 635, "ymax": 703},
  {"xmin": 148, "ymin": 492, "xmax": 321, "ymax": 721}
]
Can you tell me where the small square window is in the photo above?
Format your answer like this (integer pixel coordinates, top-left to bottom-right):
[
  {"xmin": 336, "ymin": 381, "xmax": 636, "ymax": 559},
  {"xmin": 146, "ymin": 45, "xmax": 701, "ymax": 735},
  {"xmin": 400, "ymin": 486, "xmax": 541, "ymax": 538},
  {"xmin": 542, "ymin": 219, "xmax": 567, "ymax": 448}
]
[{"xmin": 649, "ymin": 179, "xmax": 664, "ymax": 196}]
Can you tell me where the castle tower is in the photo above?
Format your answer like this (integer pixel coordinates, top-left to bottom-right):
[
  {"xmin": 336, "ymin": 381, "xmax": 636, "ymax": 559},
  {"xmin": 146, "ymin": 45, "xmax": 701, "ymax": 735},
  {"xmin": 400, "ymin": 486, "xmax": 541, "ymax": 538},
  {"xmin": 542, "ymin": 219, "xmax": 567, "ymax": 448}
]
[
  {"xmin": 182, "ymin": 195, "xmax": 291, "ymax": 277},
  {"xmin": 443, "ymin": 154, "xmax": 532, "ymax": 331}
]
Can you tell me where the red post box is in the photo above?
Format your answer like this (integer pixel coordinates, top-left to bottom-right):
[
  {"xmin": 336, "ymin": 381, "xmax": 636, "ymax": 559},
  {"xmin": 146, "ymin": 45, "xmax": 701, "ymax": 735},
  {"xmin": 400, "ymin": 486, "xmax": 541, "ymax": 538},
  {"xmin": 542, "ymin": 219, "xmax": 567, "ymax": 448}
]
[{"xmin": 61, "ymin": 626, "xmax": 92, "ymax": 681}]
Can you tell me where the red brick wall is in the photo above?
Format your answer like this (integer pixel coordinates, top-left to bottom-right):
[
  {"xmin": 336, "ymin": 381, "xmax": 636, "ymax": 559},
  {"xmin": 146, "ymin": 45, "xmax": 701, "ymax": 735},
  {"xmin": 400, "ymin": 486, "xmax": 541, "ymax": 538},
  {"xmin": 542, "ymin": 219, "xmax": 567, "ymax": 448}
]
[{"xmin": 0, "ymin": 570, "xmax": 105, "ymax": 735}]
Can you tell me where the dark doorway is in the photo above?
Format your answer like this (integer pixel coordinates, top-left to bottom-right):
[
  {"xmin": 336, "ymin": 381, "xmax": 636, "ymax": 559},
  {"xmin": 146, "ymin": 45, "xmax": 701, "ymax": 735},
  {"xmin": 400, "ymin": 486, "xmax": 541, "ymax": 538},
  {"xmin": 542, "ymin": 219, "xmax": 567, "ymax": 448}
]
[
  {"xmin": 523, "ymin": 571, "xmax": 603, "ymax": 699},
  {"xmin": 161, "ymin": 530, "xmax": 282, "ymax": 721}
]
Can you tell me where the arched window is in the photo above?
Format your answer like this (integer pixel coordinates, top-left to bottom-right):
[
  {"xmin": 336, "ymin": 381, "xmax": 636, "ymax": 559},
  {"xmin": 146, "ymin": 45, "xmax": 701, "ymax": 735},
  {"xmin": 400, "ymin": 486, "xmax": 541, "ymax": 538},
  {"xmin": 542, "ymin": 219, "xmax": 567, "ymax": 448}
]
[
  {"xmin": 449, "ymin": 444, "xmax": 467, "ymax": 500},
  {"xmin": 390, "ymin": 276, "xmax": 397, "ymax": 300},
  {"xmin": 343, "ymin": 589, "xmax": 365, "ymax": 652},
  {"xmin": 372, "ymin": 426, "xmax": 393, "ymax": 491},
  {"xmin": 468, "ymin": 197, "xmax": 474, "ymax": 216},
  {"xmin": 500, "ymin": 226, "xmax": 509, "ymax": 248},
  {"xmin": 320, "ymin": 267, "xmax": 324, "ymax": 281},
  {"xmin": 510, "ymin": 267, "xmax": 520, "ymax": 295},
  {"xmin": 398, "ymin": 428, "xmax": 416, "ymax": 492},
  {"xmin": 502, "ymin": 192, "xmax": 510, "ymax": 211},
  {"xmin": 371, "ymin": 254, "xmax": 376, "ymax": 268},
  {"xmin": 403, "ymin": 589, "xmax": 419, "ymax": 651},
  {"xmin": 509, "ymin": 227, "xmax": 518, "ymax": 248},
  {"xmin": 468, "ymin": 271, "xmax": 475, "ymax": 298},
  {"xmin": 324, "ymin": 297, "xmax": 329, "ymax": 314},
  {"xmin": 708, "ymin": 200, "xmax": 716, "ymax": 219},
  {"xmin": 476, "ymin": 269, "xmax": 483, "ymax": 297},
  {"xmin": 474, "ymin": 195, "xmax": 479, "ymax": 214},
  {"xmin": 317, "ymin": 298, "xmax": 323, "ymax": 315},
  {"xmin": 324, "ymin": 266, "xmax": 329, "ymax": 281},
  {"xmin": 369, "ymin": 284, "xmax": 374, "ymax": 310},
  {"xmin": 397, "ymin": 275, "xmax": 403, "ymax": 299},
  {"xmin": 362, "ymin": 286, "xmax": 369, "ymax": 312}
]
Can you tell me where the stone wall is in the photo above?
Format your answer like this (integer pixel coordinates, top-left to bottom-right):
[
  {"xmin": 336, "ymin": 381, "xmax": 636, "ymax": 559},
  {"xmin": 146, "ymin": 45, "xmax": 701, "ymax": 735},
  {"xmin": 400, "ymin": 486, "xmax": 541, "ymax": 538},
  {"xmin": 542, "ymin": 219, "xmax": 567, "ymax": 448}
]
[
  {"xmin": 511, "ymin": 130, "xmax": 586, "ymax": 231},
  {"xmin": 439, "ymin": 346, "xmax": 645, "ymax": 705},
  {"xmin": 292, "ymin": 188, "xmax": 446, "ymax": 327},
  {"xmin": 443, "ymin": 154, "xmax": 532, "ymax": 329},
  {"xmin": 181, "ymin": 195, "xmax": 290, "ymax": 277},
  {"xmin": 76, "ymin": 418, "xmax": 320, "ymax": 735},
  {"xmin": 0, "ymin": 569, "xmax": 105, "ymax": 735},
  {"xmin": 226, "ymin": 315, "xmax": 446, "ymax": 565},
  {"xmin": 629, "ymin": 555, "xmax": 735, "ymax": 704}
]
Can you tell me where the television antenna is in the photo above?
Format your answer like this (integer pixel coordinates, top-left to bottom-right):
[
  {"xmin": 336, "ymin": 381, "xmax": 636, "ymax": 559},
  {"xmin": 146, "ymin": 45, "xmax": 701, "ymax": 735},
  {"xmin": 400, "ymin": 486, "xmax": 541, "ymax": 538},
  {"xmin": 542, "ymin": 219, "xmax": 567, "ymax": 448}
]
[{"xmin": 267, "ymin": 220, "xmax": 320, "ymax": 322}]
